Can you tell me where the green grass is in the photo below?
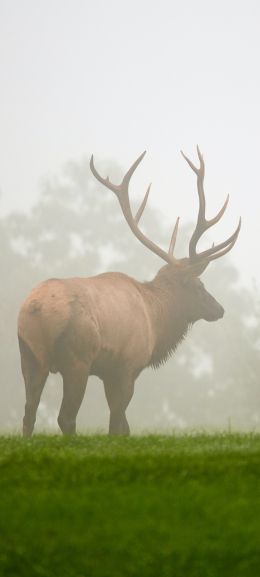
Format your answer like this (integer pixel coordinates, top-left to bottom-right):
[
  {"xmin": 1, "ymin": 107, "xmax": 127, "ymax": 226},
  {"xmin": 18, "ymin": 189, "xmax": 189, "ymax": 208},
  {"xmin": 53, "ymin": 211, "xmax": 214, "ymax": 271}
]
[{"xmin": 0, "ymin": 434, "xmax": 260, "ymax": 577}]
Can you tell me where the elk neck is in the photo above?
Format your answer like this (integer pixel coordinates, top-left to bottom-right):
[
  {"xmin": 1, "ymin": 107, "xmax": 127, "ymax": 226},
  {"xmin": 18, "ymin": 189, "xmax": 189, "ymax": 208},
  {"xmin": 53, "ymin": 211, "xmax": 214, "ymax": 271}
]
[{"xmin": 142, "ymin": 264, "xmax": 191, "ymax": 369}]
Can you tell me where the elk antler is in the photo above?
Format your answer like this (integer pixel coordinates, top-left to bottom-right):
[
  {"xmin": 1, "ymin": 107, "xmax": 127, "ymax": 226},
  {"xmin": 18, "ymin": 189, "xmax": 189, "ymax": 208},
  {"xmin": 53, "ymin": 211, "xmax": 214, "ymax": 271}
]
[
  {"xmin": 90, "ymin": 149, "xmax": 241, "ymax": 269},
  {"xmin": 90, "ymin": 152, "xmax": 180, "ymax": 266},
  {"xmin": 181, "ymin": 146, "xmax": 241, "ymax": 263}
]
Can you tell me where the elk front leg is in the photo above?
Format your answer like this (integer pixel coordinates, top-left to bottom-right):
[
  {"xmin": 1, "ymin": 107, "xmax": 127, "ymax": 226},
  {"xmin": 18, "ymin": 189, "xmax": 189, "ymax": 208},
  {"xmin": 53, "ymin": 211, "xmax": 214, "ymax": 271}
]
[
  {"xmin": 58, "ymin": 361, "xmax": 89, "ymax": 435},
  {"xmin": 104, "ymin": 377, "xmax": 135, "ymax": 435}
]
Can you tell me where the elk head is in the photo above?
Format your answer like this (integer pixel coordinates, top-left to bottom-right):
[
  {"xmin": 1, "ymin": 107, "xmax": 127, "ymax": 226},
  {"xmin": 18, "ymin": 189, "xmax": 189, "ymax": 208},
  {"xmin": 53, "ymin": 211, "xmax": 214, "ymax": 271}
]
[{"xmin": 90, "ymin": 146, "xmax": 241, "ymax": 326}]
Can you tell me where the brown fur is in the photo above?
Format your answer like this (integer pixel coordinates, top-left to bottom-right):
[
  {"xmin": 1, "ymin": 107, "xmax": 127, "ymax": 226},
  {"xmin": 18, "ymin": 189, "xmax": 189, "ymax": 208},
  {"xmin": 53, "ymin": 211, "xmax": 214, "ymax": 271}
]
[{"xmin": 18, "ymin": 262, "xmax": 224, "ymax": 436}]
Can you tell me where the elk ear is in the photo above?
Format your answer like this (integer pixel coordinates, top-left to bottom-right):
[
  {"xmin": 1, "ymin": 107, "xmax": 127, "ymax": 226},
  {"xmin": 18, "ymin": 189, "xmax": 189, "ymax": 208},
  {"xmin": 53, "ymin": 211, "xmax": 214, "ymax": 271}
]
[
  {"xmin": 188, "ymin": 260, "xmax": 210, "ymax": 277},
  {"xmin": 181, "ymin": 259, "xmax": 209, "ymax": 282}
]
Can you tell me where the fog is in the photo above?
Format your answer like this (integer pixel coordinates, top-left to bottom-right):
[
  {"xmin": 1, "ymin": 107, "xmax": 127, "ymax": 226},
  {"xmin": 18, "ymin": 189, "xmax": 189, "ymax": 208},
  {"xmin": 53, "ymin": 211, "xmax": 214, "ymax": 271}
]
[{"xmin": 0, "ymin": 0, "xmax": 259, "ymax": 433}]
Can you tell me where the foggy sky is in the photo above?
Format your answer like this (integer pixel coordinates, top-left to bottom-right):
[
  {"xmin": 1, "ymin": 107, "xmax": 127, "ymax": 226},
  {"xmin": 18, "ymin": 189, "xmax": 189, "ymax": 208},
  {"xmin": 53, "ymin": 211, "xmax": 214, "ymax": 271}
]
[{"xmin": 0, "ymin": 0, "xmax": 259, "ymax": 285}]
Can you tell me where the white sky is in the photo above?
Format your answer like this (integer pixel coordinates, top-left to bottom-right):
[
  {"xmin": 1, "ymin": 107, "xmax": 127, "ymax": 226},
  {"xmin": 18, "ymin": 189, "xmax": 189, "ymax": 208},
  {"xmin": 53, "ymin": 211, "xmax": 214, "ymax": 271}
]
[{"xmin": 0, "ymin": 0, "xmax": 259, "ymax": 285}]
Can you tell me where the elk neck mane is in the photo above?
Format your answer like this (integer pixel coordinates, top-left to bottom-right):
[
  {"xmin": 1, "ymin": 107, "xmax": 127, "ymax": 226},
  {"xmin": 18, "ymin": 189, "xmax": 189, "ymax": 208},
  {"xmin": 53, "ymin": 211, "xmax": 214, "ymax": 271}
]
[{"xmin": 142, "ymin": 265, "xmax": 191, "ymax": 369}]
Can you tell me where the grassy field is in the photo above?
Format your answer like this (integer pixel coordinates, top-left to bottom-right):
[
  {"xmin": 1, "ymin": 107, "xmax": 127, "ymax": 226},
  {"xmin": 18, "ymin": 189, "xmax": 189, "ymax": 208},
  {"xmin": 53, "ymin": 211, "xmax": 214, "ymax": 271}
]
[{"xmin": 0, "ymin": 434, "xmax": 260, "ymax": 577}]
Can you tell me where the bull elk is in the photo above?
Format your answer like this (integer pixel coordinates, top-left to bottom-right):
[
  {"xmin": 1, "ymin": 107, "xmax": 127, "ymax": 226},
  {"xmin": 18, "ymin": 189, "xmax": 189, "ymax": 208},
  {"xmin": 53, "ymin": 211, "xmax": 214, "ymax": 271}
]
[{"xmin": 18, "ymin": 147, "xmax": 241, "ymax": 436}]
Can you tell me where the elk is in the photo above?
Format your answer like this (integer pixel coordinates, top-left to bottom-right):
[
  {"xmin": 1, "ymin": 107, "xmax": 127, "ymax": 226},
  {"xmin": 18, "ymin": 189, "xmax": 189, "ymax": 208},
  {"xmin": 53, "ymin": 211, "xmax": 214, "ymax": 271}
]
[{"xmin": 18, "ymin": 147, "xmax": 240, "ymax": 436}]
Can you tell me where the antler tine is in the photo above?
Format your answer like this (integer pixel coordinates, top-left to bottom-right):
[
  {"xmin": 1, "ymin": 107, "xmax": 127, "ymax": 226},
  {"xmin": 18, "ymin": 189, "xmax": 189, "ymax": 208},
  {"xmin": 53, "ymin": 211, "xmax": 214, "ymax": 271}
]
[
  {"xmin": 90, "ymin": 152, "xmax": 180, "ymax": 266},
  {"xmin": 90, "ymin": 155, "xmax": 115, "ymax": 193},
  {"xmin": 135, "ymin": 183, "xmax": 151, "ymax": 224},
  {"xmin": 209, "ymin": 195, "xmax": 229, "ymax": 226},
  {"xmin": 169, "ymin": 217, "xmax": 180, "ymax": 256},
  {"xmin": 181, "ymin": 145, "xmax": 204, "ymax": 176},
  {"xmin": 90, "ymin": 151, "xmax": 147, "ymax": 197},
  {"xmin": 203, "ymin": 218, "xmax": 242, "ymax": 261},
  {"xmin": 122, "ymin": 151, "xmax": 147, "ymax": 189},
  {"xmin": 195, "ymin": 217, "xmax": 241, "ymax": 261}
]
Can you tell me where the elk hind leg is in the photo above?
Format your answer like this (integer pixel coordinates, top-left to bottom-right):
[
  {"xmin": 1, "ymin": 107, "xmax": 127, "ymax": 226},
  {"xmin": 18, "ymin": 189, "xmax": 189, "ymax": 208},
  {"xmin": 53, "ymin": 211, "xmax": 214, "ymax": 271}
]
[
  {"xmin": 58, "ymin": 360, "xmax": 89, "ymax": 435},
  {"xmin": 20, "ymin": 338, "xmax": 49, "ymax": 437}
]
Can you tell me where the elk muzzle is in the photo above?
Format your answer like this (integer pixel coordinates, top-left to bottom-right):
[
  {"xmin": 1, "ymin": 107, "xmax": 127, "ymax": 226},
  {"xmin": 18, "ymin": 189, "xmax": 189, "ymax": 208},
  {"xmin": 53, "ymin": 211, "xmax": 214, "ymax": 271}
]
[{"xmin": 204, "ymin": 297, "xmax": 224, "ymax": 322}]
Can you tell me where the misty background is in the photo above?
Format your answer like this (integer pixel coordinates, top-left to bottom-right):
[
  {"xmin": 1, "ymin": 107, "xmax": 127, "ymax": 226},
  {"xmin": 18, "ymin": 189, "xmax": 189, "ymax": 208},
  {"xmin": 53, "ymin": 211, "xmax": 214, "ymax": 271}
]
[{"xmin": 0, "ymin": 0, "xmax": 259, "ymax": 432}]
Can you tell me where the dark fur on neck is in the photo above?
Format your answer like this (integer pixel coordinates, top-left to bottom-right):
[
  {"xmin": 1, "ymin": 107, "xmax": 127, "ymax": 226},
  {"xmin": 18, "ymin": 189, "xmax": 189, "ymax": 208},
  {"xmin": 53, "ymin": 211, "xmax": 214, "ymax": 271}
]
[{"xmin": 143, "ymin": 265, "xmax": 191, "ymax": 368}]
